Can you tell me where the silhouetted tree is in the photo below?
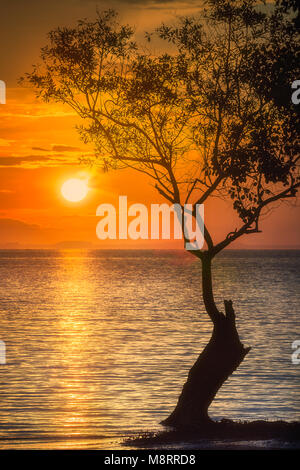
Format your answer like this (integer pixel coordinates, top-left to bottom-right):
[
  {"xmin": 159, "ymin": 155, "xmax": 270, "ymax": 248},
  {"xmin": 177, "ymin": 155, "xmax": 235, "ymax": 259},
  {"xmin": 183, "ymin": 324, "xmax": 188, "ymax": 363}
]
[
  {"xmin": 248, "ymin": 0, "xmax": 300, "ymax": 112},
  {"xmin": 23, "ymin": 1, "xmax": 300, "ymax": 428},
  {"xmin": 279, "ymin": 0, "xmax": 300, "ymax": 28}
]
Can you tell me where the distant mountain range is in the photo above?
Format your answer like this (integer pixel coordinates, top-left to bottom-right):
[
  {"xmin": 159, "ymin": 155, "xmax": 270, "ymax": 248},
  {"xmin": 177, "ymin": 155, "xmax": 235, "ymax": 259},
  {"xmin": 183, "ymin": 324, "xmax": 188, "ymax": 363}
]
[
  {"xmin": 0, "ymin": 241, "xmax": 300, "ymax": 250},
  {"xmin": 0, "ymin": 241, "xmax": 96, "ymax": 249}
]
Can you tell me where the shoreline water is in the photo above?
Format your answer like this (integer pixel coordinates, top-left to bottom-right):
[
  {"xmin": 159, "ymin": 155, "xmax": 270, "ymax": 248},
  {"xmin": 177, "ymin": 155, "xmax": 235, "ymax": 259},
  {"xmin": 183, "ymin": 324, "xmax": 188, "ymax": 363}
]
[{"xmin": 0, "ymin": 250, "xmax": 299, "ymax": 449}]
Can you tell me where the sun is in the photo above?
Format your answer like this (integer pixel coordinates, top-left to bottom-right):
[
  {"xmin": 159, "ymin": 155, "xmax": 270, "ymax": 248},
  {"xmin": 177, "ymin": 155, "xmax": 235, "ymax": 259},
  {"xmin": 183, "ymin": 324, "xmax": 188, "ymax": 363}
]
[{"xmin": 61, "ymin": 178, "xmax": 89, "ymax": 202}]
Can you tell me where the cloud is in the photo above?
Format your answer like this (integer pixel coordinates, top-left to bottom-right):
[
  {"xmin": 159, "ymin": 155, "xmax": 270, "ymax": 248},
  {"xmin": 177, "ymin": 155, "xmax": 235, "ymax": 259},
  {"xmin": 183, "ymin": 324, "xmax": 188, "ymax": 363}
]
[
  {"xmin": 0, "ymin": 154, "xmax": 78, "ymax": 167},
  {"xmin": 0, "ymin": 155, "xmax": 50, "ymax": 166},
  {"xmin": 0, "ymin": 218, "xmax": 45, "ymax": 245},
  {"xmin": 32, "ymin": 146, "xmax": 49, "ymax": 151},
  {"xmin": 0, "ymin": 138, "xmax": 14, "ymax": 147},
  {"xmin": 31, "ymin": 145, "xmax": 81, "ymax": 152},
  {"xmin": 78, "ymin": 0, "xmax": 201, "ymax": 6},
  {"xmin": 52, "ymin": 145, "xmax": 81, "ymax": 152}
]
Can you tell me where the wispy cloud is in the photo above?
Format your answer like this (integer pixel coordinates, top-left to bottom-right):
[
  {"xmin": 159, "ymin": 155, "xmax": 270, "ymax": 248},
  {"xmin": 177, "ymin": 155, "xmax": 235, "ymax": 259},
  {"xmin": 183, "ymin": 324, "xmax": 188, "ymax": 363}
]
[
  {"xmin": 0, "ymin": 138, "xmax": 15, "ymax": 147},
  {"xmin": 52, "ymin": 145, "xmax": 81, "ymax": 152},
  {"xmin": 0, "ymin": 154, "xmax": 78, "ymax": 167}
]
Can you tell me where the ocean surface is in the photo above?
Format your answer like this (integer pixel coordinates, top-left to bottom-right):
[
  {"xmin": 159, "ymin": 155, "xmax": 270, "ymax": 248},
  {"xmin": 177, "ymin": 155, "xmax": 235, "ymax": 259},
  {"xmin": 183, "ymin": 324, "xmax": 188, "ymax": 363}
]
[{"xmin": 0, "ymin": 249, "xmax": 299, "ymax": 449}]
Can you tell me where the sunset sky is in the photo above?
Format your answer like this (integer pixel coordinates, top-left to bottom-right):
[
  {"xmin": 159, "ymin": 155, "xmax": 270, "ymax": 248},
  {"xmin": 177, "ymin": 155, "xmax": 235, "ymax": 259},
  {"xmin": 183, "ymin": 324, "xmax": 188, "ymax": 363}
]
[{"xmin": 0, "ymin": 0, "xmax": 299, "ymax": 249}]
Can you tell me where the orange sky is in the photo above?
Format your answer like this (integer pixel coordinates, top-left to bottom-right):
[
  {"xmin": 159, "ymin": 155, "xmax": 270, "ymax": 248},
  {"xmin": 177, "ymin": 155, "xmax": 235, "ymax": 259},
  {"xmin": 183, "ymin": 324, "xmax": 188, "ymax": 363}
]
[{"xmin": 0, "ymin": 0, "xmax": 299, "ymax": 249}]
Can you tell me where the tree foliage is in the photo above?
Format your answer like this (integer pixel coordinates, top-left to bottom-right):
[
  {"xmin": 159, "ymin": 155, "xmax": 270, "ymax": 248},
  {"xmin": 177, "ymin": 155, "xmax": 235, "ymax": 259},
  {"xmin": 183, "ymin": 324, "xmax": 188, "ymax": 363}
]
[{"xmin": 22, "ymin": 1, "xmax": 300, "ymax": 258}]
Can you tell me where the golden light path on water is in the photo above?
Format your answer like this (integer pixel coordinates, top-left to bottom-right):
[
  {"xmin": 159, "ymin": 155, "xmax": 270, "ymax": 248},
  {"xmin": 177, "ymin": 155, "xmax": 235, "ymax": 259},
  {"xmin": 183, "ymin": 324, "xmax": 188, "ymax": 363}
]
[{"xmin": 0, "ymin": 249, "xmax": 299, "ymax": 449}]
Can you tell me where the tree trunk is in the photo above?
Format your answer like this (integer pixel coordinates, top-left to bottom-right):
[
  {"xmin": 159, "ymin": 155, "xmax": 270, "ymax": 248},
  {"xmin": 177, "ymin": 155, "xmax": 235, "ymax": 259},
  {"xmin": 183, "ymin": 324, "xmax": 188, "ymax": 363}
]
[{"xmin": 161, "ymin": 254, "xmax": 251, "ymax": 429}]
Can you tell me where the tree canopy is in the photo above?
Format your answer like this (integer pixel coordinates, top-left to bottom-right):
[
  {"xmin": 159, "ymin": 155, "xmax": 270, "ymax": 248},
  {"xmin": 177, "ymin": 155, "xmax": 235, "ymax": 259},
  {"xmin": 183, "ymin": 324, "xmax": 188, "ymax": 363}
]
[{"xmin": 23, "ymin": 0, "xmax": 300, "ymax": 258}]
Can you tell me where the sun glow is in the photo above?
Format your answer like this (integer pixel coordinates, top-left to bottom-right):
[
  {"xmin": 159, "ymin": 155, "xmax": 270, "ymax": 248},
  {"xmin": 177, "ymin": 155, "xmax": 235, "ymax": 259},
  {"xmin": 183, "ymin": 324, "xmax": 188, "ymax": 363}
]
[{"xmin": 61, "ymin": 178, "xmax": 89, "ymax": 202}]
